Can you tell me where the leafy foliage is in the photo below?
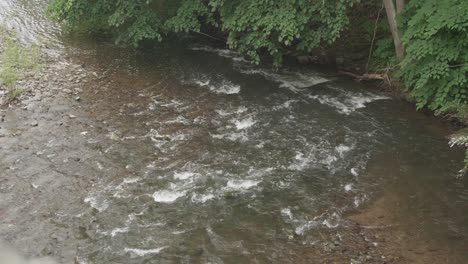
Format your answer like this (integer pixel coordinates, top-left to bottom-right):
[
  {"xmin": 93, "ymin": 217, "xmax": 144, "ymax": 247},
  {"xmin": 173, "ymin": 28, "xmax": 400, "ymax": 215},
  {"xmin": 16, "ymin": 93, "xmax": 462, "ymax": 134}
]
[
  {"xmin": 399, "ymin": 0, "xmax": 468, "ymax": 111},
  {"xmin": 48, "ymin": 0, "xmax": 356, "ymax": 65},
  {"xmin": 210, "ymin": 0, "xmax": 353, "ymax": 66},
  {"xmin": 48, "ymin": 0, "xmax": 167, "ymax": 43}
]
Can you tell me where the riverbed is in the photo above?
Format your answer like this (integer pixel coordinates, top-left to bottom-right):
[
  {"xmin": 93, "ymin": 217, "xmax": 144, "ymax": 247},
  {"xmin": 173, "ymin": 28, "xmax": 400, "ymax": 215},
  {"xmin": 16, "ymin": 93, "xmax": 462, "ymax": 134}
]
[{"xmin": 0, "ymin": 1, "xmax": 467, "ymax": 263}]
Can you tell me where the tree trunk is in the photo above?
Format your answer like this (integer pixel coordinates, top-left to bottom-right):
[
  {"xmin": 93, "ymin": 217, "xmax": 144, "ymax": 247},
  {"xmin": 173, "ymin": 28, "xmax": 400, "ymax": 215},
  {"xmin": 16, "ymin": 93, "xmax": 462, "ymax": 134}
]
[
  {"xmin": 396, "ymin": 0, "xmax": 405, "ymax": 14},
  {"xmin": 383, "ymin": 0, "xmax": 404, "ymax": 60}
]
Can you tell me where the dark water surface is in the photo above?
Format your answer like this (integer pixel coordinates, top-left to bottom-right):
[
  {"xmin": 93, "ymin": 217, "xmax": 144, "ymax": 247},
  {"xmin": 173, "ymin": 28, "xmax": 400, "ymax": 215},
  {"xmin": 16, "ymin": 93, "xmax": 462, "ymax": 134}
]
[{"xmin": 1, "ymin": 1, "xmax": 467, "ymax": 263}]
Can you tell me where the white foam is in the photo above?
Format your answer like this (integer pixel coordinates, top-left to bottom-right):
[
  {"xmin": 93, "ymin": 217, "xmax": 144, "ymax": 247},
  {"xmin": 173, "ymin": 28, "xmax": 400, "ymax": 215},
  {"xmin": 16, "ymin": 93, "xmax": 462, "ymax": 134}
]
[
  {"xmin": 209, "ymin": 81, "xmax": 241, "ymax": 95},
  {"xmin": 307, "ymin": 93, "xmax": 388, "ymax": 114},
  {"xmin": 192, "ymin": 76, "xmax": 241, "ymax": 95},
  {"xmin": 111, "ymin": 177, "xmax": 142, "ymax": 197},
  {"xmin": 211, "ymin": 131, "xmax": 248, "ymax": 142},
  {"xmin": 344, "ymin": 184, "xmax": 353, "ymax": 192},
  {"xmin": 322, "ymin": 219, "xmax": 339, "ymax": 228},
  {"xmin": 195, "ymin": 79, "xmax": 210, "ymax": 87},
  {"xmin": 152, "ymin": 190, "xmax": 186, "ymax": 203},
  {"xmin": 233, "ymin": 116, "xmax": 256, "ymax": 130},
  {"xmin": 190, "ymin": 46, "xmax": 247, "ymax": 62},
  {"xmin": 295, "ymin": 221, "xmax": 319, "ymax": 235},
  {"xmin": 350, "ymin": 168, "xmax": 359, "ymax": 176},
  {"xmin": 215, "ymin": 109, "xmax": 231, "ymax": 116},
  {"xmin": 123, "ymin": 177, "xmax": 141, "ymax": 184},
  {"xmin": 124, "ymin": 247, "xmax": 167, "ymax": 257},
  {"xmin": 281, "ymin": 208, "xmax": 293, "ymax": 220},
  {"xmin": 191, "ymin": 193, "xmax": 215, "ymax": 203},
  {"xmin": 346, "ymin": 94, "xmax": 389, "ymax": 110},
  {"xmin": 354, "ymin": 196, "xmax": 362, "ymax": 207},
  {"xmin": 335, "ymin": 144, "xmax": 351, "ymax": 157},
  {"xmin": 226, "ymin": 180, "xmax": 261, "ymax": 190},
  {"xmin": 273, "ymin": 100, "xmax": 299, "ymax": 110},
  {"xmin": 161, "ymin": 100, "xmax": 183, "ymax": 108},
  {"xmin": 84, "ymin": 194, "xmax": 109, "ymax": 212},
  {"xmin": 109, "ymin": 227, "xmax": 129, "ymax": 237},
  {"xmin": 255, "ymin": 141, "xmax": 265, "ymax": 148},
  {"xmin": 240, "ymin": 68, "xmax": 329, "ymax": 92},
  {"xmin": 322, "ymin": 155, "xmax": 338, "ymax": 166},
  {"xmin": 174, "ymin": 171, "xmax": 197, "ymax": 180},
  {"xmin": 288, "ymin": 152, "xmax": 312, "ymax": 170},
  {"xmin": 165, "ymin": 116, "xmax": 190, "ymax": 125},
  {"xmin": 216, "ymin": 106, "xmax": 248, "ymax": 116}
]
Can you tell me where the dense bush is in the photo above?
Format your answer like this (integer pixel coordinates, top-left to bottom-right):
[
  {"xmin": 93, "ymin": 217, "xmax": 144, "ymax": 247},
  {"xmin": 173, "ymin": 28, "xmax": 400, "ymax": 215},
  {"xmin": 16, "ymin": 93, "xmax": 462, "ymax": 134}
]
[
  {"xmin": 208, "ymin": 0, "xmax": 352, "ymax": 66},
  {"xmin": 48, "ymin": 0, "xmax": 355, "ymax": 66},
  {"xmin": 399, "ymin": 0, "xmax": 468, "ymax": 111}
]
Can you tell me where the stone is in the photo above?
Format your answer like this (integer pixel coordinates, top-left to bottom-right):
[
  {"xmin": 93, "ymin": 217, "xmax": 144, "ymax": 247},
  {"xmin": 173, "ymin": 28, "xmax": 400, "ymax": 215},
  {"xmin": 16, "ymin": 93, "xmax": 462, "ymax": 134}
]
[
  {"xmin": 336, "ymin": 57, "xmax": 345, "ymax": 64},
  {"xmin": 30, "ymin": 120, "xmax": 39, "ymax": 127}
]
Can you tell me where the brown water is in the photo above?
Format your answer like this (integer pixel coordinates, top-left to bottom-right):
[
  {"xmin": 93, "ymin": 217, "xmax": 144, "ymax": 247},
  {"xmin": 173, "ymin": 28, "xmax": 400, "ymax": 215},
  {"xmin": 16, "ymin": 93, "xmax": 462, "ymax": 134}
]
[{"xmin": 1, "ymin": 1, "xmax": 467, "ymax": 263}]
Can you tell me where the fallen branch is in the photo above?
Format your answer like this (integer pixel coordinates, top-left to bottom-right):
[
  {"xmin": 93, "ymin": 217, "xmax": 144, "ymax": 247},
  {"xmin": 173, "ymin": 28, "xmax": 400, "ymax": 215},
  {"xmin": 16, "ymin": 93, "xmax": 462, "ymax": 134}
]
[
  {"xmin": 360, "ymin": 224, "xmax": 398, "ymax": 229},
  {"xmin": 191, "ymin": 31, "xmax": 225, "ymax": 42},
  {"xmin": 338, "ymin": 70, "xmax": 386, "ymax": 80}
]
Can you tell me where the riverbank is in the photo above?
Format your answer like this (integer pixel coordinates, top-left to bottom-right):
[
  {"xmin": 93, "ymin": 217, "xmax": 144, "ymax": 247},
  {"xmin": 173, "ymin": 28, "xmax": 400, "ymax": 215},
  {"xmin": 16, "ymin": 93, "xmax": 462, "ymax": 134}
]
[{"xmin": 0, "ymin": 39, "xmax": 98, "ymax": 263}]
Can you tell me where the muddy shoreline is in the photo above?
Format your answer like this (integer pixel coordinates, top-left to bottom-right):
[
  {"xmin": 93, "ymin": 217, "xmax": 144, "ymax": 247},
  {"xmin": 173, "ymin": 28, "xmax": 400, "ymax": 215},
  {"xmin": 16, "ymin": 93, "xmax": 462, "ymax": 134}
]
[
  {"xmin": 348, "ymin": 192, "xmax": 461, "ymax": 264},
  {"xmin": 1, "ymin": 54, "xmax": 98, "ymax": 263}
]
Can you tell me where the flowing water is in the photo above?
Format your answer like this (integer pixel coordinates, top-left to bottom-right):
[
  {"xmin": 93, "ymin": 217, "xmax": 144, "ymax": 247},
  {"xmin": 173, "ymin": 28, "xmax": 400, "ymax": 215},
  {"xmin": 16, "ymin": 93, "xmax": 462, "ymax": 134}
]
[{"xmin": 1, "ymin": 1, "xmax": 468, "ymax": 263}]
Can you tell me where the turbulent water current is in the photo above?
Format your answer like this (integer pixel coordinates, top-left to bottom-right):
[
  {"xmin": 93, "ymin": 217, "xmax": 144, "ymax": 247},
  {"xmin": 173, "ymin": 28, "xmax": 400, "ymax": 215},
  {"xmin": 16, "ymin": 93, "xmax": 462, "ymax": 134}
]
[{"xmin": 1, "ymin": 1, "xmax": 467, "ymax": 263}]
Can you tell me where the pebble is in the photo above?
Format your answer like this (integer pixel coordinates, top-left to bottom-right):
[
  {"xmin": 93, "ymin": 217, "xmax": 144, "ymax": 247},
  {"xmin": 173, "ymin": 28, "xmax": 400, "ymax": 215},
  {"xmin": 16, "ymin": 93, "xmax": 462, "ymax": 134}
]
[
  {"xmin": 50, "ymin": 232, "xmax": 68, "ymax": 242},
  {"xmin": 63, "ymin": 89, "xmax": 72, "ymax": 94},
  {"xmin": 30, "ymin": 120, "xmax": 39, "ymax": 127}
]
